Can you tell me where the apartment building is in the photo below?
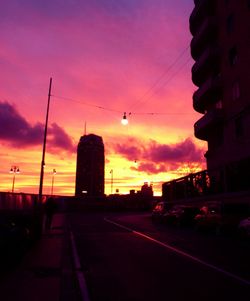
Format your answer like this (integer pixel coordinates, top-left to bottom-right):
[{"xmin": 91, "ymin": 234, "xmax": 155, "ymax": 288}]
[{"xmin": 190, "ymin": 0, "xmax": 250, "ymax": 192}]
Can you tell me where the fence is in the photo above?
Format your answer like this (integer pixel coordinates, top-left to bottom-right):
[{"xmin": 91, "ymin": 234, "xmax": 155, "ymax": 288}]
[
  {"xmin": 162, "ymin": 164, "xmax": 250, "ymax": 203},
  {"xmin": 0, "ymin": 192, "xmax": 42, "ymax": 211}
]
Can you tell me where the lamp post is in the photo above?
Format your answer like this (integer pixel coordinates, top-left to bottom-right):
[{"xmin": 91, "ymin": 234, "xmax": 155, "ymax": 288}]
[
  {"xmin": 34, "ymin": 78, "xmax": 52, "ymax": 239},
  {"xmin": 10, "ymin": 166, "xmax": 20, "ymax": 193},
  {"xmin": 39, "ymin": 77, "xmax": 52, "ymax": 203},
  {"xmin": 110, "ymin": 169, "xmax": 113, "ymax": 194},
  {"xmin": 51, "ymin": 169, "xmax": 56, "ymax": 196}
]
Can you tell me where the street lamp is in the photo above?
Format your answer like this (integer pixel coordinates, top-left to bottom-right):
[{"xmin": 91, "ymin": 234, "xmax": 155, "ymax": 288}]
[
  {"xmin": 121, "ymin": 112, "xmax": 129, "ymax": 125},
  {"xmin": 110, "ymin": 169, "xmax": 113, "ymax": 194},
  {"xmin": 10, "ymin": 166, "xmax": 20, "ymax": 193},
  {"xmin": 51, "ymin": 169, "xmax": 56, "ymax": 195}
]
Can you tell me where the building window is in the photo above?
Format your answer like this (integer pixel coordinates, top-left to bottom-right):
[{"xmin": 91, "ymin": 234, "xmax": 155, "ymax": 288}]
[
  {"xmin": 226, "ymin": 14, "xmax": 234, "ymax": 33},
  {"xmin": 248, "ymin": 0, "xmax": 250, "ymax": 9},
  {"xmin": 229, "ymin": 47, "xmax": 238, "ymax": 66},
  {"xmin": 235, "ymin": 116, "xmax": 244, "ymax": 138},
  {"xmin": 232, "ymin": 81, "xmax": 240, "ymax": 100}
]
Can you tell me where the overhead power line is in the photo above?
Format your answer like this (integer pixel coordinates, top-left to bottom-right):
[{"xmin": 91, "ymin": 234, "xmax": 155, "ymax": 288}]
[
  {"xmin": 52, "ymin": 95, "xmax": 122, "ymax": 113},
  {"xmin": 52, "ymin": 94, "xmax": 192, "ymax": 116},
  {"xmin": 52, "ymin": 46, "xmax": 192, "ymax": 117},
  {"xmin": 129, "ymin": 46, "xmax": 190, "ymax": 111},
  {"xmin": 139, "ymin": 57, "xmax": 192, "ymax": 107}
]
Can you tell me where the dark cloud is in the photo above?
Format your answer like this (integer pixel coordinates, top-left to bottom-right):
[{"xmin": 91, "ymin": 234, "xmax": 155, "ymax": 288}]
[
  {"xmin": 0, "ymin": 101, "xmax": 43, "ymax": 146},
  {"xmin": 0, "ymin": 101, "xmax": 75, "ymax": 153},
  {"xmin": 148, "ymin": 138, "xmax": 203, "ymax": 163},
  {"xmin": 112, "ymin": 136, "xmax": 205, "ymax": 175},
  {"xmin": 114, "ymin": 144, "xmax": 142, "ymax": 161},
  {"xmin": 48, "ymin": 123, "xmax": 75, "ymax": 153}
]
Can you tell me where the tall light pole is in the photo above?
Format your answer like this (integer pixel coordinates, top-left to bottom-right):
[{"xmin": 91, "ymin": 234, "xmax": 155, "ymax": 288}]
[
  {"xmin": 10, "ymin": 166, "xmax": 20, "ymax": 193},
  {"xmin": 39, "ymin": 77, "xmax": 52, "ymax": 203},
  {"xmin": 110, "ymin": 169, "xmax": 113, "ymax": 194},
  {"xmin": 51, "ymin": 169, "xmax": 56, "ymax": 195}
]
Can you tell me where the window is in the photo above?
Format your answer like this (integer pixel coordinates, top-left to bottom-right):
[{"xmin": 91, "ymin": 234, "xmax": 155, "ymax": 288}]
[
  {"xmin": 226, "ymin": 14, "xmax": 234, "ymax": 33},
  {"xmin": 248, "ymin": 0, "xmax": 250, "ymax": 9},
  {"xmin": 232, "ymin": 81, "xmax": 240, "ymax": 100},
  {"xmin": 229, "ymin": 47, "xmax": 238, "ymax": 66},
  {"xmin": 235, "ymin": 116, "xmax": 244, "ymax": 138}
]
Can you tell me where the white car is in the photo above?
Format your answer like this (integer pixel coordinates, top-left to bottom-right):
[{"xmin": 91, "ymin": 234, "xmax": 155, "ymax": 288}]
[{"xmin": 238, "ymin": 217, "xmax": 250, "ymax": 237}]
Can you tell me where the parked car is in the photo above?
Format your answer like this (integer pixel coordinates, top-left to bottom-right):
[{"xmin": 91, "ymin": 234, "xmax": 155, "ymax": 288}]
[
  {"xmin": 151, "ymin": 201, "xmax": 169, "ymax": 222},
  {"xmin": 163, "ymin": 205, "xmax": 200, "ymax": 227},
  {"xmin": 238, "ymin": 217, "xmax": 250, "ymax": 238},
  {"xmin": 194, "ymin": 203, "xmax": 221, "ymax": 232},
  {"xmin": 194, "ymin": 202, "xmax": 250, "ymax": 235}
]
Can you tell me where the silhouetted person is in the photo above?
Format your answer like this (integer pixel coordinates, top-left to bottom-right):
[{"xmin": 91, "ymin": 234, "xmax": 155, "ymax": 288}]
[{"xmin": 44, "ymin": 197, "xmax": 57, "ymax": 230}]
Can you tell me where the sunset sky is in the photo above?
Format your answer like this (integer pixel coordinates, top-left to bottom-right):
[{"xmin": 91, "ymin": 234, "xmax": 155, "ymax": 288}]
[{"xmin": 0, "ymin": 0, "xmax": 207, "ymax": 196}]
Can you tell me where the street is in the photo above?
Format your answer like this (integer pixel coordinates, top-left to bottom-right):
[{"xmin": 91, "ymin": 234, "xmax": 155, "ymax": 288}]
[{"xmin": 69, "ymin": 211, "xmax": 250, "ymax": 301}]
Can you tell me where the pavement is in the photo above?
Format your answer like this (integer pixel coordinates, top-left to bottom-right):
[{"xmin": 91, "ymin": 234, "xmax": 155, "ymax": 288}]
[{"xmin": 0, "ymin": 213, "xmax": 81, "ymax": 301}]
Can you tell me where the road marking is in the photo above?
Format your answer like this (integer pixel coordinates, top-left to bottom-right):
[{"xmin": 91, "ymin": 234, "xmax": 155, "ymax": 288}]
[
  {"xmin": 104, "ymin": 218, "xmax": 133, "ymax": 232},
  {"xmin": 104, "ymin": 218, "xmax": 250, "ymax": 286},
  {"xmin": 70, "ymin": 231, "xmax": 91, "ymax": 301}
]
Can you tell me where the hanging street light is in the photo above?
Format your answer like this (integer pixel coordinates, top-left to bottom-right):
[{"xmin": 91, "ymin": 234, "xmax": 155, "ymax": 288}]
[{"xmin": 121, "ymin": 112, "xmax": 129, "ymax": 125}]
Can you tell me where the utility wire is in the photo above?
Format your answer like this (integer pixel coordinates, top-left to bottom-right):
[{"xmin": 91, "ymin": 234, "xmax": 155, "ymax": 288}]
[
  {"xmin": 130, "ymin": 56, "xmax": 192, "ymax": 111},
  {"xmin": 52, "ymin": 95, "xmax": 122, "ymax": 113},
  {"xmin": 52, "ymin": 46, "xmax": 192, "ymax": 117},
  {"xmin": 52, "ymin": 94, "xmax": 192, "ymax": 116},
  {"xmin": 129, "ymin": 46, "xmax": 190, "ymax": 111}
]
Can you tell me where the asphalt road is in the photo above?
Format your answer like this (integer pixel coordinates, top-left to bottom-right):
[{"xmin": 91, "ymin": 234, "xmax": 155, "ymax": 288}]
[{"xmin": 69, "ymin": 212, "xmax": 250, "ymax": 301}]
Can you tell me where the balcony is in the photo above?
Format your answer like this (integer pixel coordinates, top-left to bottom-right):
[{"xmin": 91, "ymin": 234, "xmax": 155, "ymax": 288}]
[
  {"xmin": 191, "ymin": 17, "xmax": 217, "ymax": 60},
  {"xmin": 190, "ymin": 0, "xmax": 216, "ymax": 35},
  {"xmin": 194, "ymin": 108, "xmax": 223, "ymax": 140},
  {"xmin": 192, "ymin": 46, "xmax": 220, "ymax": 86},
  {"xmin": 193, "ymin": 76, "xmax": 222, "ymax": 113}
]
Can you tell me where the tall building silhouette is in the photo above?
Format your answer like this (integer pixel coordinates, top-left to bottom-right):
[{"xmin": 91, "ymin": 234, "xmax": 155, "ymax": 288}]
[
  {"xmin": 75, "ymin": 134, "xmax": 105, "ymax": 197},
  {"xmin": 190, "ymin": 0, "xmax": 250, "ymax": 191}
]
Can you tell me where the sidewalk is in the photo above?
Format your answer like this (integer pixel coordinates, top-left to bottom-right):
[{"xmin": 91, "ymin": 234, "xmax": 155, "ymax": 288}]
[{"xmin": 0, "ymin": 214, "xmax": 81, "ymax": 301}]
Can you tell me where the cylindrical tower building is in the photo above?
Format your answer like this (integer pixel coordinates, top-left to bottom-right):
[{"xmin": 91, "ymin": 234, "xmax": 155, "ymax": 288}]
[{"xmin": 75, "ymin": 134, "xmax": 105, "ymax": 197}]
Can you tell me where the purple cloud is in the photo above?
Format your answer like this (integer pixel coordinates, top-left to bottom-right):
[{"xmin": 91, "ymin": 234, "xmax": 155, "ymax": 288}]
[
  {"xmin": 114, "ymin": 144, "xmax": 142, "ymax": 161},
  {"xmin": 0, "ymin": 101, "xmax": 43, "ymax": 146},
  {"xmin": 48, "ymin": 123, "xmax": 75, "ymax": 153},
  {"xmin": 0, "ymin": 101, "xmax": 75, "ymax": 153},
  {"xmin": 111, "ymin": 136, "xmax": 205, "ymax": 174},
  {"xmin": 147, "ymin": 138, "xmax": 203, "ymax": 163}
]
